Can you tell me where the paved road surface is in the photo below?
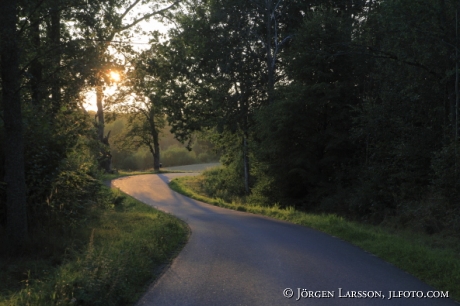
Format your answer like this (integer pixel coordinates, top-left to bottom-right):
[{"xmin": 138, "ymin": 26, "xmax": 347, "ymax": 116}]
[{"xmin": 111, "ymin": 173, "xmax": 458, "ymax": 306}]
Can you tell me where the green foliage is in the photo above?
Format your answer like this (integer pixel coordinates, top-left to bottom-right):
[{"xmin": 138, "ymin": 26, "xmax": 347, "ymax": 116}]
[
  {"xmin": 25, "ymin": 108, "xmax": 102, "ymax": 231},
  {"xmin": 198, "ymin": 166, "xmax": 246, "ymax": 203},
  {"xmin": 39, "ymin": 154, "xmax": 101, "ymax": 230},
  {"xmin": 431, "ymin": 144, "xmax": 460, "ymax": 203},
  {"xmin": 152, "ymin": 0, "xmax": 460, "ymax": 237},
  {"xmin": 161, "ymin": 146, "xmax": 196, "ymax": 167},
  {"xmin": 106, "ymin": 116, "xmax": 219, "ymax": 170},
  {"xmin": 427, "ymin": 143, "xmax": 460, "ymax": 233},
  {"xmin": 197, "ymin": 152, "xmax": 214, "ymax": 163},
  {"xmin": 0, "ymin": 102, "xmax": 103, "ymax": 236},
  {"xmin": 0, "ymin": 187, "xmax": 188, "ymax": 305},
  {"xmin": 343, "ymin": 0, "xmax": 452, "ymax": 225},
  {"xmin": 3, "ymin": 0, "xmax": 460, "ymax": 298},
  {"xmin": 253, "ymin": 8, "xmax": 359, "ymax": 210},
  {"xmin": 170, "ymin": 175, "xmax": 460, "ymax": 302}
]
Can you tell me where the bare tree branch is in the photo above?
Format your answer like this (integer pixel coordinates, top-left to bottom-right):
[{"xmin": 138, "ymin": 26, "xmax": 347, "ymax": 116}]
[{"xmin": 117, "ymin": 1, "xmax": 180, "ymax": 32}]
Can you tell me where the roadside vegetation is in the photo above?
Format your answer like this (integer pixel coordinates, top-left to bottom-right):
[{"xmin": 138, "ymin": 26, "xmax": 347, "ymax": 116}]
[
  {"xmin": 99, "ymin": 169, "xmax": 175, "ymax": 181},
  {"xmin": 0, "ymin": 185, "xmax": 188, "ymax": 306},
  {"xmin": 170, "ymin": 170, "xmax": 460, "ymax": 302},
  {"xmin": 2, "ymin": 0, "xmax": 460, "ymax": 305},
  {"xmin": 105, "ymin": 116, "xmax": 220, "ymax": 172}
]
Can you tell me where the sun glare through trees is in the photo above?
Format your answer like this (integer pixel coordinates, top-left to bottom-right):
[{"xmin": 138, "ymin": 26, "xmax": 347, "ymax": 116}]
[
  {"xmin": 1, "ymin": 0, "xmax": 460, "ymax": 304},
  {"xmin": 109, "ymin": 70, "xmax": 121, "ymax": 82}
]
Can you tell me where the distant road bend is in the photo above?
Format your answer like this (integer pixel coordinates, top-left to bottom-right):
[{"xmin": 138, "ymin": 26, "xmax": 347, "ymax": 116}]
[{"xmin": 111, "ymin": 173, "xmax": 458, "ymax": 306}]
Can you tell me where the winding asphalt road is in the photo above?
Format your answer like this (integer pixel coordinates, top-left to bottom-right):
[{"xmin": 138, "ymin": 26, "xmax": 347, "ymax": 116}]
[{"xmin": 111, "ymin": 173, "xmax": 458, "ymax": 306}]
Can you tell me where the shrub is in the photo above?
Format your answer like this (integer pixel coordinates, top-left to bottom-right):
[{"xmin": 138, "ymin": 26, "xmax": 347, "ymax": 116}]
[
  {"xmin": 200, "ymin": 166, "xmax": 246, "ymax": 203},
  {"xmin": 161, "ymin": 146, "xmax": 197, "ymax": 167}
]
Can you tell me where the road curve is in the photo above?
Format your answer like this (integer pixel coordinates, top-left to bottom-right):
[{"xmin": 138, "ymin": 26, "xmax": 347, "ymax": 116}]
[{"xmin": 111, "ymin": 174, "xmax": 458, "ymax": 306}]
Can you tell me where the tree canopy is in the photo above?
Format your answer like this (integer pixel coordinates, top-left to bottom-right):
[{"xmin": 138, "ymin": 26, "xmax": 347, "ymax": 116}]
[{"xmin": 2, "ymin": 0, "xmax": 460, "ymax": 249}]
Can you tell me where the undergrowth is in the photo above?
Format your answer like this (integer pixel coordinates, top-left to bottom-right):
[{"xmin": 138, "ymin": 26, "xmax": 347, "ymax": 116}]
[{"xmin": 0, "ymin": 186, "xmax": 188, "ymax": 306}]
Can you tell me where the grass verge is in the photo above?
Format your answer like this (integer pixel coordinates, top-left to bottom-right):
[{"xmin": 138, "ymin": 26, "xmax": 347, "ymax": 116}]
[
  {"xmin": 170, "ymin": 175, "xmax": 460, "ymax": 302},
  {"xmin": 0, "ymin": 186, "xmax": 188, "ymax": 306}
]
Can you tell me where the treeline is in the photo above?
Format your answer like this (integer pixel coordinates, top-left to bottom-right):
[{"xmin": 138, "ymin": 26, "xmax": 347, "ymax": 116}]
[
  {"xmin": 1, "ymin": 0, "xmax": 460, "ymax": 248},
  {"xmin": 104, "ymin": 114, "xmax": 219, "ymax": 170},
  {"xmin": 136, "ymin": 0, "xmax": 460, "ymax": 235},
  {"xmin": 0, "ymin": 0, "xmax": 182, "ymax": 248}
]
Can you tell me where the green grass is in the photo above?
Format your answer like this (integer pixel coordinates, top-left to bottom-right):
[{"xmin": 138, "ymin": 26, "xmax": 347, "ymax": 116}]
[
  {"xmin": 0, "ymin": 187, "xmax": 188, "ymax": 306},
  {"xmin": 170, "ymin": 175, "xmax": 460, "ymax": 302}
]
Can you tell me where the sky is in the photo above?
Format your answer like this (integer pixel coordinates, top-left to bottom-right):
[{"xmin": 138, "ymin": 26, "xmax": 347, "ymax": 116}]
[{"xmin": 82, "ymin": 6, "xmax": 171, "ymax": 112}]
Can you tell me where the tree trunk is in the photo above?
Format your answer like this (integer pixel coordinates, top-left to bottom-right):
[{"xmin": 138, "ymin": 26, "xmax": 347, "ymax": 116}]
[
  {"xmin": 265, "ymin": 0, "xmax": 275, "ymax": 105},
  {"xmin": 242, "ymin": 134, "xmax": 250, "ymax": 194},
  {"xmin": 150, "ymin": 112, "xmax": 161, "ymax": 171},
  {"xmin": 0, "ymin": 0, "xmax": 29, "ymax": 245},
  {"xmin": 30, "ymin": 15, "xmax": 42, "ymax": 108},
  {"xmin": 153, "ymin": 137, "xmax": 161, "ymax": 171},
  {"xmin": 96, "ymin": 84, "xmax": 112, "ymax": 172},
  {"xmin": 50, "ymin": 4, "xmax": 61, "ymax": 115},
  {"xmin": 101, "ymin": 131, "xmax": 112, "ymax": 173},
  {"xmin": 96, "ymin": 84, "xmax": 105, "ymax": 141},
  {"xmin": 91, "ymin": 2, "xmax": 179, "ymax": 173},
  {"xmin": 456, "ymin": 9, "xmax": 459, "ymax": 142}
]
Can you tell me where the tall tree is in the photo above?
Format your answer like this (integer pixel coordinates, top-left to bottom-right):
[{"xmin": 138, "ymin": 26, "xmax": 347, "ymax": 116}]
[
  {"xmin": 108, "ymin": 46, "xmax": 168, "ymax": 171},
  {"xmin": 76, "ymin": 0, "xmax": 181, "ymax": 172},
  {"xmin": 1, "ymin": 0, "xmax": 160, "ymax": 244},
  {"xmin": 349, "ymin": 0, "xmax": 457, "ymax": 220},
  {"xmin": 157, "ymin": 0, "xmax": 289, "ymax": 192},
  {"xmin": 49, "ymin": 0, "xmax": 62, "ymax": 115},
  {"xmin": 0, "ymin": 0, "xmax": 28, "ymax": 245},
  {"xmin": 254, "ymin": 7, "xmax": 361, "ymax": 209}
]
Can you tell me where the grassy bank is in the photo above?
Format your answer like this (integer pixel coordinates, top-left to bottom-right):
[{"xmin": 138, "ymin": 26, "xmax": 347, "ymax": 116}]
[
  {"xmin": 170, "ymin": 175, "xmax": 460, "ymax": 302},
  {"xmin": 0, "ymin": 186, "xmax": 188, "ymax": 306}
]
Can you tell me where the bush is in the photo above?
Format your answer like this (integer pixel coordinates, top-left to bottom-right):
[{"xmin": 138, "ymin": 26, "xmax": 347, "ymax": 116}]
[
  {"xmin": 6, "ymin": 108, "xmax": 104, "ymax": 234},
  {"xmin": 29, "ymin": 146, "xmax": 103, "ymax": 233},
  {"xmin": 0, "ymin": 188, "xmax": 188, "ymax": 306},
  {"xmin": 197, "ymin": 152, "xmax": 211, "ymax": 163},
  {"xmin": 120, "ymin": 155, "xmax": 140, "ymax": 171},
  {"xmin": 200, "ymin": 166, "xmax": 246, "ymax": 203},
  {"xmin": 161, "ymin": 146, "xmax": 197, "ymax": 167}
]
